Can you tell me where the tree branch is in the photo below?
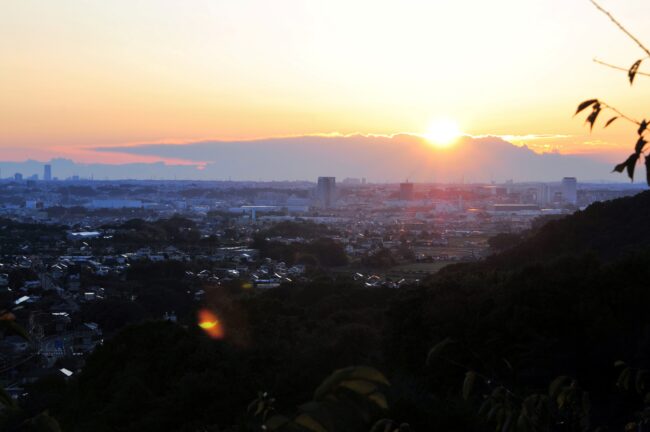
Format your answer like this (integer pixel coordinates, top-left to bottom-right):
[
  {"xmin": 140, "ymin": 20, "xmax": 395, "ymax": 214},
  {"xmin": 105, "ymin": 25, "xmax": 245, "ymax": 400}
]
[
  {"xmin": 594, "ymin": 58, "xmax": 650, "ymax": 78},
  {"xmin": 590, "ymin": 0, "xmax": 650, "ymax": 58},
  {"xmin": 600, "ymin": 101, "xmax": 641, "ymax": 125}
]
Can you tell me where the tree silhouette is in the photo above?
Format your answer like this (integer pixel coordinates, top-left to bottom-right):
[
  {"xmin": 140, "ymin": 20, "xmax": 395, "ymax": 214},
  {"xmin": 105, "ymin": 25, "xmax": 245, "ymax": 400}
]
[{"xmin": 575, "ymin": 0, "xmax": 650, "ymax": 184}]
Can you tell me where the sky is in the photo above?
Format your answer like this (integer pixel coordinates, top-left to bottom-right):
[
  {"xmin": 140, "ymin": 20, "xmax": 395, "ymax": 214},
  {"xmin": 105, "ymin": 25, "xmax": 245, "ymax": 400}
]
[{"xmin": 2, "ymin": 0, "xmax": 650, "ymax": 172}]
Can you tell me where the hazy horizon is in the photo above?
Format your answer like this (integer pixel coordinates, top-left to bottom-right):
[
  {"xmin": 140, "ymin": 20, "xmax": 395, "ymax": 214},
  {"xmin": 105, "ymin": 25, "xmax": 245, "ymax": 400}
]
[{"xmin": 0, "ymin": 134, "xmax": 640, "ymax": 183}]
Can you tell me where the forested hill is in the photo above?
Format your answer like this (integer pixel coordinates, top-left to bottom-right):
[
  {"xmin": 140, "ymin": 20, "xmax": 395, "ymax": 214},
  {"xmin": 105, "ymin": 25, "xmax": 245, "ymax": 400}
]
[{"xmin": 481, "ymin": 190, "xmax": 650, "ymax": 270}]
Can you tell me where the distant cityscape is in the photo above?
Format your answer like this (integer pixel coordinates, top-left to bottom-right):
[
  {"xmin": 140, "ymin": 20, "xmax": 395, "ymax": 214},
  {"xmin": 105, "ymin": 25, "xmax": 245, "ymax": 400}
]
[{"xmin": 0, "ymin": 161, "xmax": 645, "ymax": 395}]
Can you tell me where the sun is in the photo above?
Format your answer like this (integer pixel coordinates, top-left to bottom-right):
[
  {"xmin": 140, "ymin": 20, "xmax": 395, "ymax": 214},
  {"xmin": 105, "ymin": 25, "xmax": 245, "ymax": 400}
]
[{"xmin": 425, "ymin": 118, "xmax": 462, "ymax": 148}]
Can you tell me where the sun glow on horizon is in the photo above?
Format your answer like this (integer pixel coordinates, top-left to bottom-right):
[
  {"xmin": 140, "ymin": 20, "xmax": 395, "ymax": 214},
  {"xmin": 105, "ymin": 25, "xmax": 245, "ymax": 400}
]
[{"xmin": 425, "ymin": 118, "xmax": 462, "ymax": 148}]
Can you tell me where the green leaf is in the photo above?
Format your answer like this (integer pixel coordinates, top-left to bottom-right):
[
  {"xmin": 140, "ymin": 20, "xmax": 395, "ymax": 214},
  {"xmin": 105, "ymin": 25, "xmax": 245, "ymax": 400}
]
[
  {"xmin": 479, "ymin": 397, "xmax": 493, "ymax": 416},
  {"xmin": 617, "ymin": 367, "xmax": 632, "ymax": 390},
  {"xmin": 426, "ymin": 337, "xmax": 454, "ymax": 365},
  {"xmin": 575, "ymin": 99, "xmax": 598, "ymax": 115},
  {"xmin": 487, "ymin": 403, "xmax": 502, "ymax": 421},
  {"xmin": 629, "ymin": 59, "xmax": 642, "ymax": 84},
  {"xmin": 548, "ymin": 376, "xmax": 570, "ymax": 398},
  {"xmin": 614, "ymin": 360, "xmax": 627, "ymax": 368},
  {"xmin": 313, "ymin": 366, "xmax": 389, "ymax": 401},
  {"xmin": 517, "ymin": 413, "xmax": 531, "ymax": 432},
  {"xmin": 339, "ymin": 379, "xmax": 378, "ymax": 396},
  {"xmin": 463, "ymin": 371, "xmax": 477, "ymax": 400},
  {"xmin": 367, "ymin": 392, "xmax": 389, "ymax": 410},
  {"xmin": 294, "ymin": 414, "xmax": 328, "ymax": 432},
  {"xmin": 502, "ymin": 412, "xmax": 514, "ymax": 432},
  {"xmin": 265, "ymin": 415, "xmax": 291, "ymax": 431}
]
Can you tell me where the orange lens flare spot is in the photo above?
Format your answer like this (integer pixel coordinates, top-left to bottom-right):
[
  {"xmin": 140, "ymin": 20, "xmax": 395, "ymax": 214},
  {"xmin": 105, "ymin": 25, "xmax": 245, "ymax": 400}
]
[{"xmin": 197, "ymin": 309, "xmax": 225, "ymax": 339}]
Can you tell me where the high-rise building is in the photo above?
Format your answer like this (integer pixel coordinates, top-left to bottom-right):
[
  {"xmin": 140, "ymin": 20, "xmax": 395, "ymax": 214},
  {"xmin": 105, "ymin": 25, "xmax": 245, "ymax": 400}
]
[
  {"xmin": 399, "ymin": 182, "xmax": 414, "ymax": 201},
  {"xmin": 561, "ymin": 177, "xmax": 577, "ymax": 205},
  {"xmin": 43, "ymin": 164, "xmax": 52, "ymax": 181},
  {"xmin": 316, "ymin": 177, "xmax": 336, "ymax": 208},
  {"xmin": 537, "ymin": 183, "xmax": 550, "ymax": 206},
  {"xmin": 14, "ymin": 173, "xmax": 23, "ymax": 181}
]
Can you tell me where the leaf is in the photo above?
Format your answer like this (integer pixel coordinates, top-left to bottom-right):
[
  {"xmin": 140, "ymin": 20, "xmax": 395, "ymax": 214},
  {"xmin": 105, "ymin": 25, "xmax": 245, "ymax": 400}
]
[
  {"xmin": 254, "ymin": 400, "xmax": 264, "ymax": 416},
  {"xmin": 265, "ymin": 415, "xmax": 291, "ymax": 431},
  {"xmin": 339, "ymin": 379, "xmax": 378, "ymax": 396},
  {"xmin": 614, "ymin": 360, "xmax": 627, "ymax": 368},
  {"xmin": 635, "ymin": 137, "xmax": 648, "ymax": 154},
  {"xmin": 487, "ymin": 403, "xmax": 502, "ymax": 421},
  {"xmin": 502, "ymin": 412, "xmax": 514, "ymax": 432},
  {"xmin": 626, "ymin": 153, "xmax": 640, "ymax": 180},
  {"xmin": 367, "ymin": 392, "xmax": 389, "ymax": 410},
  {"xmin": 548, "ymin": 376, "xmax": 570, "ymax": 398},
  {"xmin": 517, "ymin": 413, "xmax": 531, "ymax": 432},
  {"xmin": 463, "ymin": 371, "xmax": 477, "ymax": 400},
  {"xmin": 639, "ymin": 119, "xmax": 648, "ymax": 135},
  {"xmin": 645, "ymin": 155, "xmax": 650, "ymax": 186},
  {"xmin": 585, "ymin": 104, "xmax": 601, "ymax": 130},
  {"xmin": 313, "ymin": 366, "xmax": 389, "ymax": 401},
  {"xmin": 629, "ymin": 59, "xmax": 643, "ymax": 84},
  {"xmin": 604, "ymin": 116, "xmax": 619, "ymax": 128},
  {"xmin": 294, "ymin": 414, "xmax": 328, "ymax": 432},
  {"xmin": 479, "ymin": 397, "xmax": 493, "ymax": 416},
  {"xmin": 575, "ymin": 99, "xmax": 598, "ymax": 115},
  {"xmin": 426, "ymin": 337, "xmax": 454, "ymax": 365},
  {"xmin": 617, "ymin": 367, "xmax": 632, "ymax": 390},
  {"xmin": 612, "ymin": 153, "xmax": 640, "ymax": 181}
]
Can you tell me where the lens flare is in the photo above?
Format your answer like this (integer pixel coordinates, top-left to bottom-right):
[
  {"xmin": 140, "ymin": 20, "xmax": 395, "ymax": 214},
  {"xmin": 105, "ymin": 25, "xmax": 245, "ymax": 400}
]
[{"xmin": 197, "ymin": 309, "xmax": 225, "ymax": 339}]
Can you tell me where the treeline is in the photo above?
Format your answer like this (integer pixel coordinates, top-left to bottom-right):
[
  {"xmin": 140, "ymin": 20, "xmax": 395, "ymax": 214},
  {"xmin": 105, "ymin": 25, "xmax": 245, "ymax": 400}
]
[{"xmin": 253, "ymin": 222, "xmax": 347, "ymax": 267}]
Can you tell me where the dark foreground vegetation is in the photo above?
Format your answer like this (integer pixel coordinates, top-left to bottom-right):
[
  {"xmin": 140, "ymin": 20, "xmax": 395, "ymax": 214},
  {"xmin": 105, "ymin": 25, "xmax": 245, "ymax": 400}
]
[{"xmin": 5, "ymin": 192, "xmax": 650, "ymax": 431}]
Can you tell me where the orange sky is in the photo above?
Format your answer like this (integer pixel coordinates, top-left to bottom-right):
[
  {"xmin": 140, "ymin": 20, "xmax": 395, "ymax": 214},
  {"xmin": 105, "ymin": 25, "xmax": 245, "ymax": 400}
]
[{"xmin": 2, "ymin": 0, "xmax": 650, "ymax": 164}]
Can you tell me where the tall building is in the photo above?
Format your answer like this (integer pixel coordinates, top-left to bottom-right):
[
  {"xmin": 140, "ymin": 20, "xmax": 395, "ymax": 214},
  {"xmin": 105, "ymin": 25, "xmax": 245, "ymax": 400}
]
[
  {"xmin": 537, "ymin": 183, "xmax": 550, "ymax": 206},
  {"xmin": 43, "ymin": 164, "xmax": 52, "ymax": 181},
  {"xmin": 561, "ymin": 177, "xmax": 577, "ymax": 205},
  {"xmin": 399, "ymin": 182, "xmax": 414, "ymax": 201},
  {"xmin": 316, "ymin": 177, "xmax": 336, "ymax": 208},
  {"xmin": 14, "ymin": 173, "xmax": 23, "ymax": 181}
]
